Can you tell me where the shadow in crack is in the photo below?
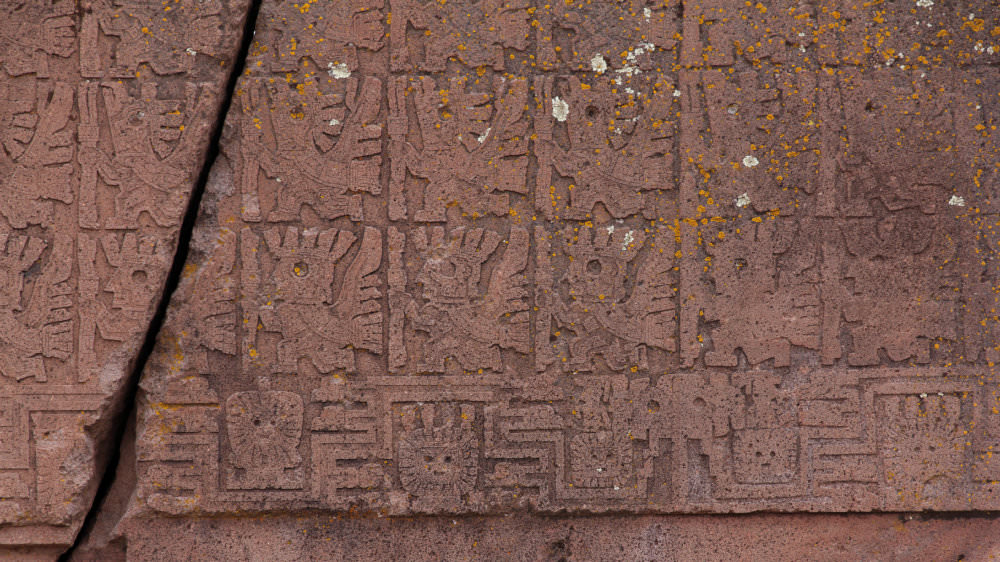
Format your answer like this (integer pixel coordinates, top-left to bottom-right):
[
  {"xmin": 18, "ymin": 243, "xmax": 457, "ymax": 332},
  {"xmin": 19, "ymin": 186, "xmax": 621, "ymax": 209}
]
[{"xmin": 59, "ymin": 0, "xmax": 265, "ymax": 558}]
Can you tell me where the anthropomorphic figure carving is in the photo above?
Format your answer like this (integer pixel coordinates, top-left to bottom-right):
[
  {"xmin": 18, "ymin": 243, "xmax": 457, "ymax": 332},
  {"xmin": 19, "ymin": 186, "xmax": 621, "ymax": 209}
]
[
  {"xmin": 388, "ymin": 76, "xmax": 529, "ymax": 221},
  {"xmin": 402, "ymin": 226, "xmax": 530, "ymax": 373},
  {"xmin": 258, "ymin": 226, "xmax": 383, "ymax": 375},
  {"xmin": 535, "ymin": 76, "xmax": 674, "ymax": 220},
  {"xmin": 543, "ymin": 226, "xmax": 675, "ymax": 373},
  {"xmin": 838, "ymin": 211, "xmax": 957, "ymax": 365},
  {"xmin": 238, "ymin": 77, "xmax": 382, "ymax": 224},
  {"xmin": 704, "ymin": 220, "xmax": 821, "ymax": 367},
  {"xmin": 78, "ymin": 81, "xmax": 208, "ymax": 228},
  {"xmin": 79, "ymin": 0, "xmax": 223, "ymax": 78}
]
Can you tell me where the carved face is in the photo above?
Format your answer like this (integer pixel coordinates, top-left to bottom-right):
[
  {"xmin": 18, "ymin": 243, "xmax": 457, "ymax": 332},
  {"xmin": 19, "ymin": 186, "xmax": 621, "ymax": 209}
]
[
  {"xmin": 398, "ymin": 437, "xmax": 477, "ymax": 497},
  {"xmin": 564, "ymin": 254, "xmax": 626, "ymax": 303},
  {"xmin": 272, "ymin": 252, "xmax": 330, "ymax": 304},
  {"xmin": 225, "ymin": 391, "xmax": 303, "ymax": 472},
  {"xmin": 732, "ymin": 428, "xmax": 799, "ymax": 484},
  {"xmin": 417, "ymin": 256, "xmax": 479, "ymax": 304},
  {"xmin": 105, "ymin": 260, "xmax": 156, "ymax": 310},
  {"xmin": 396, "ymin": 403, "xmax": 478, "ymax": 498}
]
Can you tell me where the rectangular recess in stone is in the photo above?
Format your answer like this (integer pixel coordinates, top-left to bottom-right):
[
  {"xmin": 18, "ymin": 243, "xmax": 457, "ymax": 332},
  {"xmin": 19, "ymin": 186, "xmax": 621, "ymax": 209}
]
[{"xmin": 121, "ymin": 0, "xmax": 1000, "ymax": 523}]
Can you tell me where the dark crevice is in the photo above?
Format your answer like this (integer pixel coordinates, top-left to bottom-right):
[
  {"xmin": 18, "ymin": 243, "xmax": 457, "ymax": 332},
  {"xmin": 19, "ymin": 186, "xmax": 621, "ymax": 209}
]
[{"xmin": 59, "ymin": 0, "xmax": 263, "ymax": 559}]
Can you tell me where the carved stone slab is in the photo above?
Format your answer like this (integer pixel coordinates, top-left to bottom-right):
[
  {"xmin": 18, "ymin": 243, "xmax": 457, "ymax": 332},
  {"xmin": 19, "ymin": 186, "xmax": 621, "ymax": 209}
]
[
  {"xmin": 0, "ymin": 0, "xmax": 250, "ymax": 553},
  {"xmin": 124, "ymin": 0, "xmax": 1000, "ymax": 524},
  {"xmin": 93, "ymin": 512, "xmax": 1000, "ymax": 561}
]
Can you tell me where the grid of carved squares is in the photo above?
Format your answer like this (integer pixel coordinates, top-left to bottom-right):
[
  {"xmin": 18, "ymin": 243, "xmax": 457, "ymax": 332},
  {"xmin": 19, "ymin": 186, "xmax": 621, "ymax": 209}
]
[
  {"xmin": 236, "ymin": 214, "xmax": 969, "ymax": 379},
  {"xmin": 226, "ymin": 0, "xmax": 986, "ymax": 375},
  {"xmin": 234, "ymin": 60, "xmax": 977, "ymax": 376},
  {"xmin": 142, "ymin": 0, "xmax": 1000, "ymax": 513}
]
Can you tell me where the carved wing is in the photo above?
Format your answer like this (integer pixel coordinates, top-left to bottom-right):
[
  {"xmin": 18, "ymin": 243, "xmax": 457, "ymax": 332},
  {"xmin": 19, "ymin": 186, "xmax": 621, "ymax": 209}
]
[
  {"xmin": 625, "ymin": 233, "xmax": 675, "ymax": 351},
  {"xmin": 21, "ymin": 234, "xmax": 73, "ymax": 360},
  {"xmin": 332, "ymin": 227, "xmax": 383, "ymax": 354},
  {"xmin": 190, "ymin": 229, "xmax": 238, "ymax": 354},
  {"xmin": 482, "ymin": 227, "xmax": 530, "ymax": 353}
]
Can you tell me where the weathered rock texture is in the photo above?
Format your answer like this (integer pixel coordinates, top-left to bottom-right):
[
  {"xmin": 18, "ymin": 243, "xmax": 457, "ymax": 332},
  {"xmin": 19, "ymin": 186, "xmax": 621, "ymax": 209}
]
[
  {"xmin": 11, "ymin": 0, "xmax": 1000, "ymax": 558},
  {"xmin": 78, "ymin": 513, "xmax": 1000, "ymax": 561},
  {"xmin": 120, "ymin": 0, "xmax": 1000, "ymax": 517},
  {"xmin": 0, "ymin": 0, "xmax": 250, "ymax": 555}
]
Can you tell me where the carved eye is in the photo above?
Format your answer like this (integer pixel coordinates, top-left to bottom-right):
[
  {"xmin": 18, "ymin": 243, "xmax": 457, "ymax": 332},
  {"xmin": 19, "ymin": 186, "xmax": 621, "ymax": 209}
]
[
  {"xmin": 132, "ymin": 270, "xmax": 148, "ymax": 284},
  {"xmin": 586, "ymin": 259, "xmax": 602, "ymax": 275},
  {"xmin": 727, "ymin": 103, "xmax": 739, "ymax": 115},
  {"xmin": 293, "ymin": 262, "xmax": 309, "ymax": 277},
  {"xmin": 585, "ymin": 105, "xmax": 600, "ymax": 119}
]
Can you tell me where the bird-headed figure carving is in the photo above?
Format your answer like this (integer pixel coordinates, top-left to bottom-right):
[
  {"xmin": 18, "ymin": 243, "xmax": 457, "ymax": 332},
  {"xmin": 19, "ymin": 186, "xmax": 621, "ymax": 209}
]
[
  {"xmin": 408, "ymin": 226, "xmax": 530, "ymax": 373},
  {"xmin": 554, "ymin": 225, "xmax": 675, "ymax": 373},
  {"xmin": 260, "ymin": 226, "xmax": 383, "ymax": 374}
]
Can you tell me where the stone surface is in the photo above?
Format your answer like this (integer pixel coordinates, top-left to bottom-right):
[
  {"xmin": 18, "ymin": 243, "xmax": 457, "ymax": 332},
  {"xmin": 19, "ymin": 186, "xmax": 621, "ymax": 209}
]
[
  {"xmin": 38, "ymin": 0, "xmax": 1000, "ymax": 557},
  {"xmin": 0, "ymin": 0, "xmax": 250, "ymax": 555},
  {"xmin": 75, "ymin": 513, "xmax": 1000, "ymax": 561},
  {"xmin": 112, "ymin": 0, "xmax": 1000, "ymax": 520}
]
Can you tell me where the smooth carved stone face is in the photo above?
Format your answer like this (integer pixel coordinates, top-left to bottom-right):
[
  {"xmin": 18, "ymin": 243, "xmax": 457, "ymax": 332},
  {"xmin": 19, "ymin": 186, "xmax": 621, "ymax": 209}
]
[
  {"xmin": 130, "ymin": 0, "xmax": 1000, "ymax": 521},
  {"xmin": 0, "ymin": 0, "xmax": 250, "ymax": 552}
]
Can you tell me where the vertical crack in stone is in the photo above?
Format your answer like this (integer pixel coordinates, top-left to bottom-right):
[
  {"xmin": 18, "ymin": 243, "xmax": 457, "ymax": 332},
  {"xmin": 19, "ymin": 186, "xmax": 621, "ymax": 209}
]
[{"xmin": 58, "ymin": 1, "xmax": 265, "ymax": 558}]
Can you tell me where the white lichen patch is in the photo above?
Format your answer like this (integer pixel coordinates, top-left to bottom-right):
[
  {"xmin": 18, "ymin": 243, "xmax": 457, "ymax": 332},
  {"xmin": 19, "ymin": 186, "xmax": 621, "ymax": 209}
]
[
  {"xmin": 742, "ymin": 155, "xmax": 759, "ymax": 168},
  {"xmin": 621, "ymin": 230, "xmax": 635, "ymax": 251},
  {"xmin": 644, "ymin": 7, "xmax": 652, "ymax": 20},
  {"xmin": 616, "ymin": 65, "xmax": 642, "ymax": 77},
  {"xmin": 916, "ymin": 0, "xmax": 933, "ymax": 7},
  {"xmin": 477, "ymin": 127, "xmax": 492, "ymax": 143},
  {"xmin": 551, "ymin": 97, "xmax": 569, "ymax": 122},
  {"xmin": 949, "ymin": 195, "xmax": 966, "ymax": 207},
  {"xmin": 327, "ymin": 62, "xmax": 351, "ymax": 79},
  {"xmin": 616, "ymin": 42, "xmax": 656, "ymax": 77},
  {"xmin": 591, "ymin": 53, "xmax": 607, "ymax": 74},
  {"xmin": 186, "ymin": 47, "xmax": 198, "ymax": 56},
  {"xmin": 606, "ymin": 225, "xmax": 615, "ymax": 234},
  {"xmin": 633, "ymin": 42, "xmax": 655, "ymax": 59},
  {"xmin": 735, "ymin": 192, "xmax": 751, "ymax": 208},
  {"xmin": 672, "ymin": 89, "xmax": 681, "ymax": 98},
  {"xmin": 328, "ymin": 118, "xmax": 341, "ymax": 127}
]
